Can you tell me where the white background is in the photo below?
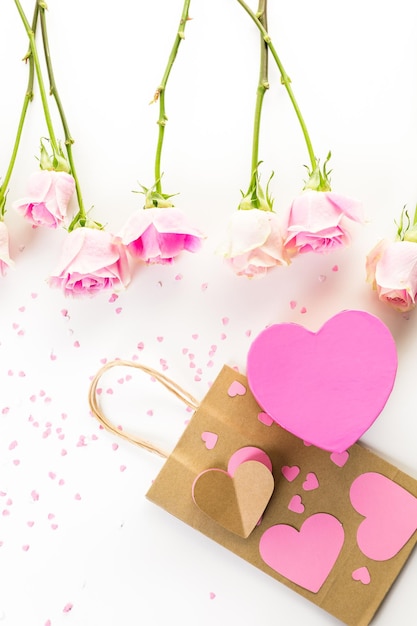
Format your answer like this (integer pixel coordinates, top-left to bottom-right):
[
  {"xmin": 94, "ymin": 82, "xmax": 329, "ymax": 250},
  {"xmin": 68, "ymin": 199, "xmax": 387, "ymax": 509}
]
[{"xmin": 1, "ymin": 1, "xmax": 417, "ymax": 624}]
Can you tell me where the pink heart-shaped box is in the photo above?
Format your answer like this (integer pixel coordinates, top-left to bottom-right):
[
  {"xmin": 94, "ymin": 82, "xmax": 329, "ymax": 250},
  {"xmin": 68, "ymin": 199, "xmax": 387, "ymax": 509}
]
[{"xmin": 247, "ymin": 310, "xmax": 397, "ymax": 452}]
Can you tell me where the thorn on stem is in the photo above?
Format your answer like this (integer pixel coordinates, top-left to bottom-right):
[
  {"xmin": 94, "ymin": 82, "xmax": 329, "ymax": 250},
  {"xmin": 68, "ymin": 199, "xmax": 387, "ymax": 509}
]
[{"xmin": 149, "ymin": 89, "xmax": 160, "ymax": 105}]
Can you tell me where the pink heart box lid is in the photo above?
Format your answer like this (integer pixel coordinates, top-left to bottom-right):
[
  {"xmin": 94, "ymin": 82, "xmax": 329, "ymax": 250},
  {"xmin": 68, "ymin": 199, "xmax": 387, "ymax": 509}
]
[{"xmin": 246, "ymin": 310, "xmax": 398, "ymax": 452}]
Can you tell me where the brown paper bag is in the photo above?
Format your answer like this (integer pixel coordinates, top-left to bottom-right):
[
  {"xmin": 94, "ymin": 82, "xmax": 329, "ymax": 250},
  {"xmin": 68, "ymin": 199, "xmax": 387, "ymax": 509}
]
[
  {"xmin": 89, "ymin": 361, "xmax": 417, "ymax": 626},
  {"xmin": 146, "ymin": 365, "xmax": 417, "ymax": 626}
]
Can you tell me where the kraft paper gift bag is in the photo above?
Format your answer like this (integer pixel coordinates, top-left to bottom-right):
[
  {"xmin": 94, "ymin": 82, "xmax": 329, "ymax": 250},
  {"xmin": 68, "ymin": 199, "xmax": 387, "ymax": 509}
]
[{"xmin": 89, "ymin": 312, "xmax": 417, "ymax": 626}]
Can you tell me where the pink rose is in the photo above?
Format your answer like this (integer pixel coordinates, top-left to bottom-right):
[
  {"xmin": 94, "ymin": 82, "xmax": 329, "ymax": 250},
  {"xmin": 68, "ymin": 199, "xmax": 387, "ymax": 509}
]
[
  {"xmin": 119, "ymin": 207, "xmax": 204, "ymax": 264},
  {"xmin": 216, "ymin": 208, "xmax": 289, "ymax": 278},
  {"xmin": 13, "ymin": 170, "xmax": 75, "ymax": 228},
  {"xmin": 366, "ymin": 239, "xmax": 417, "ymax": 312},
  {"xmin": 283, "ymin": 189, "xmax": 363, "ymax": 255},
  {"xmin": 48, "ymin": 227, "xmax": 131, "ymax": 296},
  {"xmin": 0, "ymin": 221, "xmax": 14, "ymax": 276}
]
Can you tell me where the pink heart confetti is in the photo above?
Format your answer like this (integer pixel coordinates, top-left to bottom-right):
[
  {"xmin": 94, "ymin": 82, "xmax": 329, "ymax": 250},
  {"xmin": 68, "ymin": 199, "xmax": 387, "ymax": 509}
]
[
  {"xmin": 281, "ymin": 465, "xmax": 300, "ymax": 482},
  {"xmin": 288, "ymin": 495, "xmax": 305, "ymax": 514},
  {"xmin": 330, "ymin": 450, "xmax": 350, "ymax": 467},
  {"xmin": 303, "ymin": 472, "xmax": 319, "ymax": 491},
  {"xmin": 258, "ymin": 412, "xmax": 274, "ymax": 427},
  {"xmin": 227, "ymin": 380, "xmax": 246, "ymax": 398},
  {"xmin": 352, "ymin": 566, "xmax": 371, "ymax": 585},
  {"xmin": 201, "ymin": 432, "xmax": 218, "ymax": 450}
]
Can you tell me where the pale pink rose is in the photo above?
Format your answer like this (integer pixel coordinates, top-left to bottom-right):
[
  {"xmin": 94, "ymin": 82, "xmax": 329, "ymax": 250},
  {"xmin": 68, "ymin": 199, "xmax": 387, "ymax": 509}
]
[
  {"xmin": 48, "ymin": 227, "xmax": 131, "ymax": 297},
  {"xmin": 13, "ymin": 170, "xmax": 75, "ymax": 228},
  {"xmin": 119, "ymin": 207, "xmax": 204, "ymax": 264},
  {"xmin": 216, "ymin": 208, "xmax": 289, "ymax": 278},
  {"xmin": 366, "ymin": 239, "xmax": 417, "ymax": 312},
  {"xmin": 0, "ymin": 221, "xmax": 14, "ymax": 276},
  {"xmin": 283, "ymin": 189, "xmax": 363, "ymax": 255}
]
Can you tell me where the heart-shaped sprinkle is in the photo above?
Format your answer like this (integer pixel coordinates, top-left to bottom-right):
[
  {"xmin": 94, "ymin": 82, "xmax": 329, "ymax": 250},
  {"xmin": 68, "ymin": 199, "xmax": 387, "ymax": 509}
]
[
  {"xmin": 303, "ymin": 472, "xmax": 319, "ymax": 491},
  {"xmin": 201, "ymin": 432, "xmax": 218, "ymax": 450},
  {"xmin": 288, "ymin": 495, "xmax": 305, "ymax": 514},
  {"xmin": 227, "ymin": 380, "xmax": 246, "ymax": 397},
  {"xmin": 281, "ymin": 465, "xmax": 300, "ymax": 482},
  {"xmin": 258, "ymin": 412, "xmax": 274, "ymax": 427},
  {"xmin": 330, "ymin": 450, "xmax": 350, "ymax": 468},
  {"xmin": 352, "ymin": 566, "xmax": 371, "ymax": 585}
]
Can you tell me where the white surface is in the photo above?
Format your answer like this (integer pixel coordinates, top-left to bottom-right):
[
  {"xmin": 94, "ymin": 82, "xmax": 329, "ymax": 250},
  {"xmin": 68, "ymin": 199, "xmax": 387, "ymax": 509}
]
[{"xmin": 1, "ymin": 1, "xmax": 417, "ymax": 625}]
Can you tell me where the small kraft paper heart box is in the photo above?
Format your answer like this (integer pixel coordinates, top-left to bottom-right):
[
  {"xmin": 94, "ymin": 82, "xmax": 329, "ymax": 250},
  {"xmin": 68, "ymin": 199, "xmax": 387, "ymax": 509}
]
[{"xmin": 145, "ymin": 311, "xmax": 417, "ymax": 626}]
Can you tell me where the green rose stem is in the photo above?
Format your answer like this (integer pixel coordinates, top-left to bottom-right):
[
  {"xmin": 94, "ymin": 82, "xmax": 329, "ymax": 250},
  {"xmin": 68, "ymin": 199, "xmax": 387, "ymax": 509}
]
[
  {"xmin": 0, "ymin": 2, "xmax": 39, "ymax": 217},
  {"xmin": 38, "ymin": 3, "xmax": 87, "ymax": 227},
  {"xmin": 248, "ymin": 0, "xmax": 270, "ymax": 208},
  {"xmin": 236, "ymin": 0, "xmax": 317, "ymax": 173},
  {"xmin": 14, "ymin": 0, "xmax": 61, "ymax": 161},
  {"xmin": 152, "ymin": 0, "xmax": 191, "ymax": 198}
]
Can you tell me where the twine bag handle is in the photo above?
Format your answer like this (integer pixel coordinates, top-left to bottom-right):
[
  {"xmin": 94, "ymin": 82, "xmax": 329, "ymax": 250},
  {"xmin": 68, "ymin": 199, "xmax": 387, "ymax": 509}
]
[{"xmin": 88, "ymin": 359, "xmax": 200, "ymax": 458}]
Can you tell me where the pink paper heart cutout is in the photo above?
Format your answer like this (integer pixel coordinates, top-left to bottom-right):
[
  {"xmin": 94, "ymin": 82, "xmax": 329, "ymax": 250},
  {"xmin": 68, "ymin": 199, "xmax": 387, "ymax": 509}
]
[
  {"xmin": 259, "ymin": 513, "xmax": 345, "ymax": 592},
  {"xmin": 352, "ymin": 566, "xmax": 371, "ymax": 585},
  {"xmin": 350, "ymin": 472, "xmax": 417, "ymax": 561},
  {"xmin": 281, "ymin": 465, "xmax": 300, "ymax": 482},
  {"xmin": 247, "ymin": 311, "xmax": 397, "ymax": 452},
  {"xmin": 227, "ymin": 380, "xmax": 247, "ymax": 398},
  {"xmin": 192, "ymin": 461, "xmax": 275, "ymax": 538},
  {"xmin": 258, "ymin": 412, "xmax": 274, "ymax": 426},
  {"xmin": 288, "ymin": 495, "xmax": 305, "ymax": 514},
  {"xmin": 201, "ymin": 432, "xmax": 218, "ymax": 450},
  {"xmin": 330, "ymin": 451, "xmax": 350, "ymax": 468},
  {"xmin": 227, "ymin": 447, "xmax": 272, "ymax": 476},
  {"xmin": 303, "ymin": 472, "xmax": 319, "ymax": 491}
]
